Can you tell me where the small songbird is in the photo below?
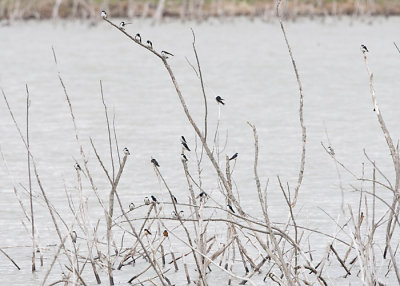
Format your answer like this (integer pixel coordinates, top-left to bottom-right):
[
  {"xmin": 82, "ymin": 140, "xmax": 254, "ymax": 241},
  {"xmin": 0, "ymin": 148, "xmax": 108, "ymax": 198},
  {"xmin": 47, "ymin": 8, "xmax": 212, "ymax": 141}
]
[
  {"xmin": 328, "ymin": 146, "xmax": 335, "ymax": 156},
  {"xmin": 135, "ymin": 33, "xmax": 142, "ymax": 43},
  {"xmin": 216, "ymin": 96, "xmax": 225, "ymax": 105},
  {"xmin": 172, "ymin": 195, "xmax": 178, "ymax": 204},
  {"xmin": 181, "ymin": 153, "xmax": 188, "ymax": 162},
  {"xmin": 151, "ymin": 195, "xmax": 158, "ymax": 203},
  {"xmin": 151, "ymin": 158, "xmax": 160, "ymax": 167},
  {"xmin": 227, "ymin": 204, "xmax": 235, "ymax": 213},
  {"xmin": 123, "ymin": 147, "xmax": 130, "ymax": 155},
  {"xmin": 171, "ymin": 210, "xmax": 178, "ymax": 218},
  {"xmin": 146, "ymin": 40, "xmax": 153, "ymax": 49},
  {"xmin": 229, "ymin": 153, "xmax": 238, "ymax": 161},
  {"xmin": 144, "ymin": 196, "xmax": 150, "ymax": 205},
  {"xmin": 101, "ymin": 10, "xmax": 107, "ymax": 18},
  {"xmin": 161, "ymin": 50, "xmax": 174, "ymax": 59},
  {"xmin": 144, "ymin": 229, "xmax": 152, "ymax": 235},
  {"xmin": 361, "ymin": 44, "xmax": 369, "ymax": 53},
  {"xmin": 180, "ymin": 136, "xmax": 190, "ymax": 151},
  {"xmin": 74, "ymin": 163, "xmax": 81, "ymax": 171},
  {"xmin": 71, "ymin": 231, "xmax": 77, "ymax": 243},
  {"xmin": 179, "ymin": 210, "xmax": 184, "ymax": 217},
  {"xmin": 199, "ymin": 191, "xmax": 208, "ymax": 198},
  {"xmin": 119, "ymin": 21, "xmax": 131, "ymax": 30},
  {"xmin": 163, "ymin": 230, "xmax": 168, "ymax": 237},
  {"xmin": 181, "ymin": 141, "xmax": 191, "ymax": 152},
  {"xmin": 129, "ymin": 202, "xmax": 135, "ymax": 211}
]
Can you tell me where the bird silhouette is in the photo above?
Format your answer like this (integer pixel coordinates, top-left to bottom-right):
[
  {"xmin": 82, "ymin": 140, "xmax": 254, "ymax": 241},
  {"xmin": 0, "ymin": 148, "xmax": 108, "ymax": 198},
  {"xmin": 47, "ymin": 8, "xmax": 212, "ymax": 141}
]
[
  {"xmin": 151, "ymin": 158, "xmax": 160, "ymax": 167},
  {"xmin": 229, "ymin": 153, "xmax": 238, "ymax": 160}
]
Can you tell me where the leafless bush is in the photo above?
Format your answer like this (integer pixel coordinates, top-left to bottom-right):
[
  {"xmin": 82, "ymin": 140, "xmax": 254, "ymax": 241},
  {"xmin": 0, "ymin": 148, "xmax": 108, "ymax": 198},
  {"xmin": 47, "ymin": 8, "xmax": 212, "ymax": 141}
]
[{"xmin": 0, "ymin": 4, "xmax": 399, "ymax": 286}]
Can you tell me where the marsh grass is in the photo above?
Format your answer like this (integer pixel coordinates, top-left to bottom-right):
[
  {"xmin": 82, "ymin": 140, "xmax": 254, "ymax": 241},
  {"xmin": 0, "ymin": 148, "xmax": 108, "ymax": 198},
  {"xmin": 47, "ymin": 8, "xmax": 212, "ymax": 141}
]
[{"xmin": 0, "ymin": 0, "xmax": 398, "ymax": 22}]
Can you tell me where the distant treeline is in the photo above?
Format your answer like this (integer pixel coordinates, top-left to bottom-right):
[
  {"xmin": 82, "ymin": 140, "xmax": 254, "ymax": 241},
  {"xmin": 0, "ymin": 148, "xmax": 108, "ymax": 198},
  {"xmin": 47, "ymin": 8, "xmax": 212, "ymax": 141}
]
[{"xmin": 1, "ymin": 0, "xmax": 399, "ymax": 21}]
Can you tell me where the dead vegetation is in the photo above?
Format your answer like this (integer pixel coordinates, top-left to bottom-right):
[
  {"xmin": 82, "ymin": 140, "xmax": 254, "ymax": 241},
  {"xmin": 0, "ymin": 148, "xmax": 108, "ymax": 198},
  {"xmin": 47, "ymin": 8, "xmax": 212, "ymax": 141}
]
[{"xmin": 0, "ymin": 1, "xmax": 400, "ymax": 285}]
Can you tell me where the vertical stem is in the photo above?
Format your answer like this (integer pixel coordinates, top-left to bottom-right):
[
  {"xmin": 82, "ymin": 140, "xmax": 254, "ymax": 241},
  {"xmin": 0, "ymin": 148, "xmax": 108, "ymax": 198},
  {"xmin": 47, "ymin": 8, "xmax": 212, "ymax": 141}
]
[
  {"xmin": 277, "ymin": 0, "xmax": 306, "ymax": 208},
  {"xmin": 26, "ymin": 84, "xmax": 35, "ymax": 272},
  {"xmin": 100, "ymin": 80, "xmax": 115, "ymax": 182}
]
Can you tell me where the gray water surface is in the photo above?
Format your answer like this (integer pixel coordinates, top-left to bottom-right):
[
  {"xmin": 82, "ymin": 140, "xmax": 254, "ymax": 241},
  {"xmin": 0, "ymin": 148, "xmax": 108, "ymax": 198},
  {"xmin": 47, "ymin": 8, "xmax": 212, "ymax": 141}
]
[{"xmin": 0, "ymin": 17, "xmax": 399, "ymax": 285}]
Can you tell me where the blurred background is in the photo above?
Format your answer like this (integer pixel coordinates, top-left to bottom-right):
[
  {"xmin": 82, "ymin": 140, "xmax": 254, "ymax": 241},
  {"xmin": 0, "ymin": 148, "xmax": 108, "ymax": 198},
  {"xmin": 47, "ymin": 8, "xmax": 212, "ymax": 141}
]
[{"xmin": 1, "ymin": 0, "xmax": 400, "ymax": 22}]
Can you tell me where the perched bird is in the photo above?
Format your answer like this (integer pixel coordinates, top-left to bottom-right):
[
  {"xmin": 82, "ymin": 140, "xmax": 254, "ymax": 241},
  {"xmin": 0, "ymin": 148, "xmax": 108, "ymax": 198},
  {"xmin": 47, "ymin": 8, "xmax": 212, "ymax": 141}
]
[
  {"xmin": 359, "ymin": 212, "xmax": 364, "ymax": 225},
  {"xmin": 161, "ymin": 50, "xmax": 174, "ymax": 59},
  {"xmin": 181, "ymin": 153, "xmax": 188, "ymax": 162},
  {"xmin": 146, "ymin": 40, "xmax": 153, "ymax": 49},
  {"xmin": 144, "ymin": 196, "xmax": 150, "ymax": 205},
  {"xmin": 172, "ymin": 195, "xmax": 178, "ymax": 204},
  {"xmin": 180, "ymin": 136, "xmax": 191, "ymax": 151},
  {"xmin": 151, "ymin": 158, "xmax": 160, "ymax": 167},
  {"xmin": 199, "ymin": 191, "xmax": 208, "ymax": 198},
  {"xmin": 229, "ymin": 153, "xmax": 238, "ymax": 161},
  {"xmin": 179, "ymin": 210, "xmax": 184, "ymax": 217},
  {"xmin": 71, "ymin": 231, "xmax": 77, "ymax": 243},
  {"xmin": 119, "ymin": 21, "xmax": 131, "ymax": 30},
  {"xmin": 171, "ymin": 210, "xmax": 178, "ymax": 218},
  {"xmin": 123, "ymin": 147, "xmax": 130, "ymax": 155},
  {"xmin": 163, "ymin": 230, "xmax": 168, "ymax": 237},
  {"xmin": 129, "ymin": 202, "xmax": 135, "ymax": 211},
  {"xmin": 328, "ymin": 146, "xmax": 335, "ymax": 156},
  {"xmin": 144, "ymin": 229, "xmax": 152, "ymax": 235},
  {"xmin": 215, "ymin": 96, "xmax": 225, "ymax": 105},
  {"xmin": 135, "ymin": 33, "xmax": 142, "ymax": 43},
  {"xmin": 361, "ymin": 44, "xmax": 369, "ymax": 53},
  {"xmin": 182, "ymin": 142, "xmax": 191, "ymax": 152},
  {"xmin": 101, "ymin": 10, "xmax": 107, "ymax": 18},
  {"xmin": 151, "ymin": 195, "xmax": 158, "ymax": 203},
  {"xmin": 227, "ymin": 204, "xmax": 235, "ymax": 213},
  {"xmin": 74, "ymin": 163, "xmax": 81, "ymax": 171}
]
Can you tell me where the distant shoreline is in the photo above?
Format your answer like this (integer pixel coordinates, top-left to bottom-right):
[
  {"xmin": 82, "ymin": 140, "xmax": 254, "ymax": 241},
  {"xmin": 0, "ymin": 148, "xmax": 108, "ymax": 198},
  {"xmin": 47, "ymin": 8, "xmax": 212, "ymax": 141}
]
[{"xmin": 1, "ymin": 0, "xmax": 400, "ymax": 21}]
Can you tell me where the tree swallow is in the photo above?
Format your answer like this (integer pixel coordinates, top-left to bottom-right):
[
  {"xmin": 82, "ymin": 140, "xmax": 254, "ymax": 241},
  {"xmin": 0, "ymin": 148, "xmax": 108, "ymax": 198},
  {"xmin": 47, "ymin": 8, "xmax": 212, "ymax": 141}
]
[
  {"xmin": 74, "ymin": 163, "xmax": 81, "ymax": 171},
  {"xmin": 147, "ymin": 40, "xmax": 153, "ymax": 49},
  {"xmin": 199, "ymin": 191, "xmax": 208, "ymax": 198},
  {"xmin": 229, "ymin": 153, "xmax": 238, "ymax": 161},
  {"xmin": 172, "ymin": 195, "xmax": 178, "ymax": 204},
  {"xmin": 129, "ymin": 202, "xmax": 135, "ymax": 211},
  {"xmin": 181, "ymin": 153, "xmax": 188, "ymax": 162},
  {"xmin": 328, "ymin": 146, "xmax": 335, "ymax": 156},
  {"xmin": 151, "ymin": 158, "xmax": 160, "ymax": 167},
  {"xmin": 182, "ymin": 142, "xmax": 191, "ymax": 152},
  {"xmin": 71, "ymin": 230, "xmax": 77, "ymax": 243},
  {"xmin": 101, "ymin": 10, "xmax": 107, "ymax": 18},
  {"xmin": 119, "ymin": 21, "xmax": 131, "ymax": 30},
  {"xmin": 144, "ymin": 196, "xmax": 150, "ymax": 205},
  {"xmin": 151, "ymin": 195, "xmax": 158, "ymax": 203},
  {"xmin": 135, "ymin": 33, "xmax": 142, "ymax": 43},
  {"xmin": 161, "ymin": 50, "xmax": 174, "ymax": 59},
  {"xmin": 361, "ymin": 44, "xmax": 368, "ymax": 53},
  {"xmin": 227, "ymin": 204, "xmax": 235, "ymax": 213},
  {"xmin": 180, "ymin": 136, "xmax": 190, "ymax": 151},
  {"xmin": 216, "ymin": 96, "xmax": 225, "ymax": 105},
  {"xmin": 144, "ymin": 229, "xmax": 152, "ymax": 235},
  {"xmin": 123, "ymin": 147, "xmax": 130, "ymax": 155}
]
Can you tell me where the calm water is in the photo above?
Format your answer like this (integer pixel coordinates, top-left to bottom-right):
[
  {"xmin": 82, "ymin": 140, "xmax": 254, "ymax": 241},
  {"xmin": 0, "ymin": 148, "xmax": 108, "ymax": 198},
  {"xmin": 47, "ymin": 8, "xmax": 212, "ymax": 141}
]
[{"xmin": 1, "ymin": 17, "xmax": 400, "ymax": 285}]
